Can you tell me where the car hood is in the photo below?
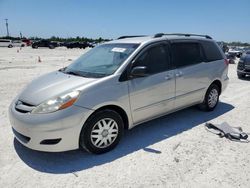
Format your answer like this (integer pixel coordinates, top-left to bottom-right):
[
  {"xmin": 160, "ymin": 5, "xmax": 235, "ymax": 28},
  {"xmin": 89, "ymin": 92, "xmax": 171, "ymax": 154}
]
[{"xmin": 18, "ymin": 71, "xmax": 97, "ymax": 105}]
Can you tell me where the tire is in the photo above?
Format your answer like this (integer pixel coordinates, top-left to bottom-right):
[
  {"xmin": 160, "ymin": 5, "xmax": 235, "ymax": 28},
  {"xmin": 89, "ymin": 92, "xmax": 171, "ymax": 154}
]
[
  {"xmin": 49, "ymin": 45, "xmax": 55, "ymax": 49},
  {"xmin": 229, "ymin": 59, "xmax": 235, "ymax": 64},
  {"xmin": 237, "ymin": 73, "xmax": 246, "ymax": 78},
  {"xmin": 79, "ymin": 109, "xmax": 124, "ymax": 154},
  {"xmin": 8, "ymin": 44, "xmax": 13, "ymax": 48},
  {"xmin": 198, "ymin": 84, "xmax": 220, "ymax": 111},
  {"xmin": 32, "ymin": 45, "xmax": 38, "ymax": 49}
]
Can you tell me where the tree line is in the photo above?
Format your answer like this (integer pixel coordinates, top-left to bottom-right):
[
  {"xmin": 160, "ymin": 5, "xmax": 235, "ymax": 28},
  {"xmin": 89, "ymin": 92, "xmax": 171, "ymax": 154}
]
[{"xmin": 0, "ymin": 36, "xmax": 110, "ymax": 43}]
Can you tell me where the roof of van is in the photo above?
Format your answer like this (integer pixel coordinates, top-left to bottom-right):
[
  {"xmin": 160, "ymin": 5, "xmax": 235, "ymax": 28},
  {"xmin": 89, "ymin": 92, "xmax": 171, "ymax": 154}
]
[{"xmin": 108, "ymin": 33, "xmax": 214, "ymax": 44}]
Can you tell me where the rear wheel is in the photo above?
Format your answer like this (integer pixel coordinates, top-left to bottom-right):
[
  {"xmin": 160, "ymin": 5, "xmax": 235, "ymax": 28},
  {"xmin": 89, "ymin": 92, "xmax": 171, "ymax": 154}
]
[
  {"xmin": 79, "ymin": 109, "xmax": 124, "ymax": 154},
  {"xmin": 8, "ymin": 44, "xmax": 13, "ymax": 48},
  {"xmin": 229, "ymin": 59, "xmax": 235, "ymax": 64},
  {"xmin": 199, "ymin": 84, "xmax": 220, "ymax": 111}
]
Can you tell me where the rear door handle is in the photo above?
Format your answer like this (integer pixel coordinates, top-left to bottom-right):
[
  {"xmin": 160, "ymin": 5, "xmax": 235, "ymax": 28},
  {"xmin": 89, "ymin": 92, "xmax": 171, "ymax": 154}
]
[
  {"xmin": 165, "ymin": 76, "xmax": 171, "ymax": 80},
  {"xmin": 165, "ymin": 75, "xmax": 173, "ymax": 80}
]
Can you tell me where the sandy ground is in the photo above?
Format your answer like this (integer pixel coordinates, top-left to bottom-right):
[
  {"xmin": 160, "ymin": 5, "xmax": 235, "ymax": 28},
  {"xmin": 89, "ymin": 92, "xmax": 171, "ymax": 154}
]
[{"xmin": 0, "ymin": 47, "xmax": 249, "ymax": 188}]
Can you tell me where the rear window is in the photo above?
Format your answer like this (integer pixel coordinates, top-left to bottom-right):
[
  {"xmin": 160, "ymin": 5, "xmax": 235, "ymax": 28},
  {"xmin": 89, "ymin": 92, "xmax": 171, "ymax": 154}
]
[
  {"xmin": 201, "ymin": 41, "xmax": 223, "ymax": 62},
  {"xmin": 0, "ymin": 40, "xmax": 10, "ymax": 42},
  {"xmin": 171, "ymin": 42, "xmax": 204, "ymax": 68}
]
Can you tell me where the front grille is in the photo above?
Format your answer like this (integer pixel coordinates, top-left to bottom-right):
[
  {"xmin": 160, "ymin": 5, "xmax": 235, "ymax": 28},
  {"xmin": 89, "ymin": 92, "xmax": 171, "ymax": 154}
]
[
  {"xmin": 15, "ymin": 100, "xmax": 35, "ymax": 113},
  {"xmin": 12, "ymin": 128, "xmax": 31, "ymax": 143},
  {"xmin": 245, "ymin": 64, "xmax": 250, "ymax": 70}
]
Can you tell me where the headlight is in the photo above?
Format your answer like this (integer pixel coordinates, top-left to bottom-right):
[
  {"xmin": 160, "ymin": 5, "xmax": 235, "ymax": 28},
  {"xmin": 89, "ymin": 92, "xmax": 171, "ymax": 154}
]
[{"xmin": 31, "ymin": 90, "xmax": 80, "ymax": 114}]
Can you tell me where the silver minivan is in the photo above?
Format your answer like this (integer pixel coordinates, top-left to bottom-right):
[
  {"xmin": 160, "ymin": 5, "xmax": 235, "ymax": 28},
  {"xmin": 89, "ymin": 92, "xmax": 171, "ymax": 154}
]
[
  {"xmin": 0, "ymin": 39, "xmax": 13, "ymax": 48},
  {"xmin": 9, "ymin": 33, "xmax": 229, "ymax": 154}
]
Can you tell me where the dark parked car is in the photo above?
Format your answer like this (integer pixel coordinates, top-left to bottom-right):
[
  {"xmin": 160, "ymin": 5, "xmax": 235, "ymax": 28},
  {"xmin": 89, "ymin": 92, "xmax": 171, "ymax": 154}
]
[
  {"xmin": 66, "ymin": 42, "xmax": 89, "ymax": 49},
  {"xmin": 32, "ymin": 40, "xmax": 58, "ymax": 49},
  {"xmin": 237, "ymin": 51, "xmax": 250, "ymax": 78}
]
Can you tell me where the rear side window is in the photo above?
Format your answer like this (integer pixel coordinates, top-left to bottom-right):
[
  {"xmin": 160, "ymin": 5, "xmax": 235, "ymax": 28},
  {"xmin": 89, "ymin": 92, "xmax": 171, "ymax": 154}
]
[
  {"xmin": 134, "ymin": 44, "xmax": 170, "ymax": 74},
  {"xmin": 171, "ymin": 42, "xmax": 204, "ymax": 68},
  {"xmin": 201, "ymin": 41, "xmax": 223, "ymax": 62}
]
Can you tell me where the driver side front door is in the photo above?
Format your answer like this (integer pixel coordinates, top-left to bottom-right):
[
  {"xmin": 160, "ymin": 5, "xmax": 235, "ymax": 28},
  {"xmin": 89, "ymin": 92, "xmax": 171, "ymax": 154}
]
[{"xmin": 128, "ymin": 42, "xmax": 175, "ymax": 125}]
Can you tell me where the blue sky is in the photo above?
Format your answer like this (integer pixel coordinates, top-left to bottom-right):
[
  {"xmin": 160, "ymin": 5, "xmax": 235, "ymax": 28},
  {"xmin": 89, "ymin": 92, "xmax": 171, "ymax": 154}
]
[{"xmin": 0, "ymin": 0, "xmax": 249, "ymax": 42}]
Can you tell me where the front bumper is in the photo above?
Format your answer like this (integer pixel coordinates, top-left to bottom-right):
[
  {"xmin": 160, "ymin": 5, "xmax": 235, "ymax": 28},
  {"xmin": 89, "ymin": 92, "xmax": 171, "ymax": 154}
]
[{"xmin": 9, "ymin": 102, "xmax": 93, "ymax": 152}]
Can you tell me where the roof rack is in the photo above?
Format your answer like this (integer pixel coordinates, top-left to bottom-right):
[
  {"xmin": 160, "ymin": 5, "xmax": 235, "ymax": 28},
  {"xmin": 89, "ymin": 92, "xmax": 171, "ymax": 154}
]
[
  {"xmin": 154, "ymin": 33, "xmax": 213, "ymax": 39},
  {"xmin": 117, "ymin": 35, "xmax": 146, "ymax": 39}
]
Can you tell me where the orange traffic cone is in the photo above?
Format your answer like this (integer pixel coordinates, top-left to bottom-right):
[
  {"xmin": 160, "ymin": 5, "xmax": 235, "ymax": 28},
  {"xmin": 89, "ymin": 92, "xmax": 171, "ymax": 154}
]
[{"xmin": 38, "ymin": 56, "xmax": 41, "ymax": 63}]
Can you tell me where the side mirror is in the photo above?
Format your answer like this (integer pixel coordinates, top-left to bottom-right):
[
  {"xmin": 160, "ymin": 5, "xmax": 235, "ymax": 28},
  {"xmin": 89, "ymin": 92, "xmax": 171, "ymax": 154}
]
[{"xmin": 130, "ymin": 66, "xmax": 148, "ymax": 78}]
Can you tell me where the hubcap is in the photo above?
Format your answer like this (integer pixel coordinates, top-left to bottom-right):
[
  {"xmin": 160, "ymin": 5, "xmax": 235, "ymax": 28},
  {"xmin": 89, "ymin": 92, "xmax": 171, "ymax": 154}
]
[
  {"xmin": 90, "ymin": 118, "xmax": 119, "ymax": 148},
  {"xmin": 208, "ymin": 88, "xmax": 218, "ymax": 108}
]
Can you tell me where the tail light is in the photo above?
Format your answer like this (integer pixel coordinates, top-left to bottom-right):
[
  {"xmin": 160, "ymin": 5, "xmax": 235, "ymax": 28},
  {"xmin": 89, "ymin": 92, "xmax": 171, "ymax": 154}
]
[{"xmin": 224, "ymin": 59, "xmax": 229, "ymax": 66}]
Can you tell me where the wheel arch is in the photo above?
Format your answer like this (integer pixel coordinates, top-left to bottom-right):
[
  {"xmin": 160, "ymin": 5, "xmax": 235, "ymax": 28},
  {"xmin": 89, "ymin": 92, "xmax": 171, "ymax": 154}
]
[
  {"xmin": 211, "ymin": 79, "xmax": 222, "ymax": 95},
  {"xmin": 88, "ymin": 105, "xmax": 130, "ymax": 130}
]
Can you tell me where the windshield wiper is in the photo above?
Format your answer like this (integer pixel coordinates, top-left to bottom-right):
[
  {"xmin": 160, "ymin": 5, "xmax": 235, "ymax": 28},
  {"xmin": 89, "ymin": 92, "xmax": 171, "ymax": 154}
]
[
  {"xmin": 58, "ymin": 67, "xmax": 67, "ymax": 72},
  {"xmin": 64, "ymin": 71, "xmax": 83, "ymax": 77}
]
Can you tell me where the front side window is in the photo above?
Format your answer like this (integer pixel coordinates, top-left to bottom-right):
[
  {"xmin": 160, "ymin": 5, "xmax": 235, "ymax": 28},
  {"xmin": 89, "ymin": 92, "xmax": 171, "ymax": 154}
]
[
  {"xmin": 133, "ymin": 44, "xmax": 170, "ymax": 74},
  {"xmin": 172, "ymin": 42, "xmax": 204, "ymax": 68},
  {"xmin": 63, "ymin": 43, "xmax": 139, "ymax": 78}
]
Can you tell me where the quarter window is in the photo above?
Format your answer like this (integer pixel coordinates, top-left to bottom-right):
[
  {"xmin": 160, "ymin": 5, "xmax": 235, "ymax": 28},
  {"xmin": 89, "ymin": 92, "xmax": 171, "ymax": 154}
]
[
  {"xmin": 201, "ymin": 41, "xmax": 223, "ymax": 62},
  {"xmin": 172, "ymin": 42, "xmax": 204, "ymax": 68}
]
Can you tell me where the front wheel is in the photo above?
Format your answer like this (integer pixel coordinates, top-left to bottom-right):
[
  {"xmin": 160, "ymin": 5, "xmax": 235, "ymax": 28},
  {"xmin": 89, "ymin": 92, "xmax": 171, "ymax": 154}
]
[
  {"xmin": 198, "ymin": 84, "xmax": 220, "ymax": 111},
  {"xmin": 79, "ymin": 110, "xmax": 124, "ymax": 154},
  {"xmin": 237, "ymin": 73, "xmax": 246, "ymax": 78}
]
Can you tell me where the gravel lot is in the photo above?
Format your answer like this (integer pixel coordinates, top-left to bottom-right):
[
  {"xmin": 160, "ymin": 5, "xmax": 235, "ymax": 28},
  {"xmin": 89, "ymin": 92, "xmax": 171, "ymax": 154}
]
[{"xmin": 0, "ymin": 47, "xmax": 249, "ymax": 188}]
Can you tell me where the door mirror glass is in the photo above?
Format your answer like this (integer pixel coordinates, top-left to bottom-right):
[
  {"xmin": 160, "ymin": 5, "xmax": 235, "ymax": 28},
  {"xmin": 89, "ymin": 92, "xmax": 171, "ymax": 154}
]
[{"xmin": 130, "ymin": 66, "xmax": 148, "ymax": 77}]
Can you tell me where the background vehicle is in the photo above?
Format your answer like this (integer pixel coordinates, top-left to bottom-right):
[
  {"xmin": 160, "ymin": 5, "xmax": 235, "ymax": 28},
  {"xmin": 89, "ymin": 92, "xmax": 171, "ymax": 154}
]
[
  {"xmin": 9, "ymin": 33, "xmax": 228, "ymax": 154},
  {"xmin": 66, "ymin": 41, "xmax": 89, "ymax": 49},
  {"xmin": 22, "ymin": 39, "xmax": 32, "ymax": 46},
  {"xmin": 32, "ymin": 40, "xmax": 58, "ymax": 49},
  {"xmin": 237, "ymin": 52, "xmax": 250, "ymax": 78},
  {"xmin": 228, "ymin": 49, "xmax": 242, "ymax": 58},
  {"xmin": 12, "ymin": 40, "xmax": 26, "ymax": 47},
  {"xmin": 225, "ymin": 52, "xmax": 237, "ymax": 64},
  {"xmin": 217, "ymin": 41, "xmax": 229, "ymax": 53},
  {"xmin": 0, "ymin": 39, "xmax": 13, "ymax": 48},
  {"xmin": 243, "ymin": 50, "xmax": 250, "ymax": 54}
]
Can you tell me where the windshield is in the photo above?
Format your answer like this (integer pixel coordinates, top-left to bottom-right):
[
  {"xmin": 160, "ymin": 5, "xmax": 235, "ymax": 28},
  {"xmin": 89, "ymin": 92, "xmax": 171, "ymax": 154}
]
[{"xmin": 62, "ymin": 43, "xmax": 139, "ymax": 78}]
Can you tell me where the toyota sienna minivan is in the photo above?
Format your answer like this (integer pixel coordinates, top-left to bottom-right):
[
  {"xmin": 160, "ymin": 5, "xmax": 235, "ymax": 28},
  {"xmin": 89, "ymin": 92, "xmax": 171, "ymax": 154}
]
[{"xmin": 9, "ymin": 33, "xmax": 229, "ymax": 154}]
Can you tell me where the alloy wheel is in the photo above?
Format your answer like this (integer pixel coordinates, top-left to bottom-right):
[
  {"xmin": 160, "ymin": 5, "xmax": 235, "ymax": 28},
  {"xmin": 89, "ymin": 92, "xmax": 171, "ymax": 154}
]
[
  {"xmin": 90, "ymin": 118, "xmax": 119, "ymax": 148},
  {"xmin": 208, "ymin": 88, "xmax": 218, "ymax": 108}
]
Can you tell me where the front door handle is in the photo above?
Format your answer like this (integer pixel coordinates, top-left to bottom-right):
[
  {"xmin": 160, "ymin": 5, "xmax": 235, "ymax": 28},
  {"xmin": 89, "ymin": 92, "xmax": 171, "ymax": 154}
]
[
  {"xmin": 165, "ymin": 75, "xmax": 173, "ymax": 80},
  {"xmin": 176, "ymin": 71, "xmax": 183, "ymax": 77}
]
